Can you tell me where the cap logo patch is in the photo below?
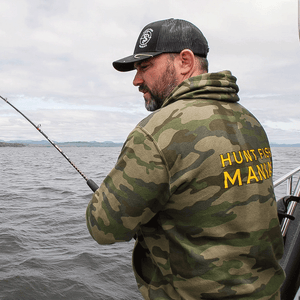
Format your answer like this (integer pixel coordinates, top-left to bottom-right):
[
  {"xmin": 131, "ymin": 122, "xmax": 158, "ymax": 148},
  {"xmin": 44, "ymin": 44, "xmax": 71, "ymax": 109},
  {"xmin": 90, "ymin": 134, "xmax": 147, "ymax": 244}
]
[{"xmin": 139, "ymin": 28, "xmax": 153, "ymax": 48}]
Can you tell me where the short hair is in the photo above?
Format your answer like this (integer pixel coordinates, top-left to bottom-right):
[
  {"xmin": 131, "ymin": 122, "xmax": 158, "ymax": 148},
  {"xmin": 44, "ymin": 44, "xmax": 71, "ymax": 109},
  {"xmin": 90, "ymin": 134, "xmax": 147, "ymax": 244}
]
[{"xmin": 195, "ymin": 56, "xmax": 208, "ymax": 73}]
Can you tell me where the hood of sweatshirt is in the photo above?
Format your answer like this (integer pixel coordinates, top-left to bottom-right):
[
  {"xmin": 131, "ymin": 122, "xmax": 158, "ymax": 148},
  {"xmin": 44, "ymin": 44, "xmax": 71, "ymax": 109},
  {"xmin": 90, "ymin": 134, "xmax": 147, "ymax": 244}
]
[{"xmin": 162, "ymin": 70, "xmax": 239, "ymax": 108}]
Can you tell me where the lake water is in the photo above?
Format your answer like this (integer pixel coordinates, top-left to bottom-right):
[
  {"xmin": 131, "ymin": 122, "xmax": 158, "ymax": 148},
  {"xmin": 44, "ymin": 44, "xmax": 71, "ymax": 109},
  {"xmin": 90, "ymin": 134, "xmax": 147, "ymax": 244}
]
[{"xmin": 1, "ymin": 146, "xmax": 300, "ymax": 300}]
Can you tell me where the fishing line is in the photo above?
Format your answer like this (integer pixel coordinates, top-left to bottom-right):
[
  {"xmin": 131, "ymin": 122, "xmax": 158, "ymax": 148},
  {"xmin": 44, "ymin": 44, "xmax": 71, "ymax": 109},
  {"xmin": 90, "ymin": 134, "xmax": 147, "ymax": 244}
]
[{"xmin": 1, "ymin": 95, "xmax": 99, "ymax": 192}]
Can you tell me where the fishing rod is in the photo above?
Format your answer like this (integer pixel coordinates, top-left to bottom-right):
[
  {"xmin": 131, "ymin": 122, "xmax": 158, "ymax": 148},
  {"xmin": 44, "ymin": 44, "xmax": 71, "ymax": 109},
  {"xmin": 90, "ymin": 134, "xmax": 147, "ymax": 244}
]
[{"xmin": 1, "ymin": 95, "xmax": 99, "ymax": 192}]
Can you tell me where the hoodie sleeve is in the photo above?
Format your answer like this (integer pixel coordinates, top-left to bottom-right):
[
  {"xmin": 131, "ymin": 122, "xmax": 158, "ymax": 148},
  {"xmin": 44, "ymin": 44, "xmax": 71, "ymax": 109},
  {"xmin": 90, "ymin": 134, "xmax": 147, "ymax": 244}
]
[{"xmin": 86, "ymin": 127, "xmax": 170, "ymax": 244}]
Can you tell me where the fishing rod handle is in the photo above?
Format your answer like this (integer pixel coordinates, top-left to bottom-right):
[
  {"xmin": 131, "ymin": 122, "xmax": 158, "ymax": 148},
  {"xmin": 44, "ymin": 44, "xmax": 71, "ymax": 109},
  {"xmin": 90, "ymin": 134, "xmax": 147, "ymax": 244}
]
[{"xmin": 87, "ymin": 179, "xmax": 99, "ymax": 192}]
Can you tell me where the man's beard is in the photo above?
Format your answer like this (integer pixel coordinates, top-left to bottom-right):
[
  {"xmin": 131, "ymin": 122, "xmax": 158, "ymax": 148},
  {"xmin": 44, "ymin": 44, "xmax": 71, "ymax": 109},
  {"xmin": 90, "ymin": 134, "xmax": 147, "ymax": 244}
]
[{"xmin": 142, "ymin": 62, "xmax": 178, "ymax": 111}]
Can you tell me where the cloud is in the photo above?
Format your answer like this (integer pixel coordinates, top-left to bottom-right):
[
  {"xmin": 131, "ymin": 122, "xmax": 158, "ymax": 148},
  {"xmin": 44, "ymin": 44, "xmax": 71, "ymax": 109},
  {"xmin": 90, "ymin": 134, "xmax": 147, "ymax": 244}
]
[
  {"xmin": 265, "ymin": 119, "xmax": 300, "ymax": 132},
  {"xmin": 0, "ymin": 0, "xmax": 299, "ymax": 144}
]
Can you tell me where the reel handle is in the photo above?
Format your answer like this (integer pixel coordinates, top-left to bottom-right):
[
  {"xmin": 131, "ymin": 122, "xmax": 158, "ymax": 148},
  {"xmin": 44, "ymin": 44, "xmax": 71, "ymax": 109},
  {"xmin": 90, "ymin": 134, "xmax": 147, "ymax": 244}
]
[{"xmin": 87, "ymin": 179, "xmax": 99, "ymax": 192}]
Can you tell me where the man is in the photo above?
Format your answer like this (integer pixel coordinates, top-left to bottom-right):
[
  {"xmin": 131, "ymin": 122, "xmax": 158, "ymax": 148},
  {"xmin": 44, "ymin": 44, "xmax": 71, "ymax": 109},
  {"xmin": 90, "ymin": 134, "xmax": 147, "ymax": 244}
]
[{"xmin": 86, "ymin": 19, "xmax": 285, "ymax": 299}]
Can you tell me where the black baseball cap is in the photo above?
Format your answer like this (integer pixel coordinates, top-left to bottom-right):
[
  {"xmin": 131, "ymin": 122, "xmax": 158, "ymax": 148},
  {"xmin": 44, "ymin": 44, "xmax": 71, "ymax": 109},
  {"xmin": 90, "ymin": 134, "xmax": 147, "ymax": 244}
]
[{"xmin": 113, "ymin": 18, "xmax": 209, "ymax": 72}]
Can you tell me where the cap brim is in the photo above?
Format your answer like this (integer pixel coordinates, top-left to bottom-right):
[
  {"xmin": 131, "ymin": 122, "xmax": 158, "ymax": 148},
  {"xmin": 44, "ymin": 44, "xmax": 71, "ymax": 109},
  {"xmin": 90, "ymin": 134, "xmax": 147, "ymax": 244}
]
[{"xmin": 112, "ymin": 52, "xmax": 163, "ymax": 72}]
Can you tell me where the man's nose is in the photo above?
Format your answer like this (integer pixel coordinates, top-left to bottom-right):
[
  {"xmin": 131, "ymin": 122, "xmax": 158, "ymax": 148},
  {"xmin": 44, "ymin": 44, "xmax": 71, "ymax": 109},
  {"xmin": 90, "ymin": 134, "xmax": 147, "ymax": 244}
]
[{"xmin": 133, "ymin": 71, "xmax": 143, "ymax": 86}]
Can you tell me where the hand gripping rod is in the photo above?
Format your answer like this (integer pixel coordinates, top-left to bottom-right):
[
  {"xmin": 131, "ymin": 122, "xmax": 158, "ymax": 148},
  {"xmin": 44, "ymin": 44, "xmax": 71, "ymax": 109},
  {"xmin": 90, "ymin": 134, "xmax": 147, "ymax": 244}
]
[{"xmin": 1, "ymin": 96, "xmax": 99, "ymax": 192}]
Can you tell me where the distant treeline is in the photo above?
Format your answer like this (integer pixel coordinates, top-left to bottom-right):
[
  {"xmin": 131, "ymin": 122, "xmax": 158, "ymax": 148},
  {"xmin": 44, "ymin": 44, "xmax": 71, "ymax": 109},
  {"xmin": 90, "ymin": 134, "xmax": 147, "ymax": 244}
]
[
  {"xmin": 0, "ymin": 142, "xmax": 25, "ymax": 147},
  {"xmin": 0, "ymin": 141, "xmax": 123, "ymax": 147},
  {"xmin": 1, "ymin": 141, "xmax": 299, "ymax": 148},
  {"xmin": 271, "ymin": 144, "xmax": 300, "ymax": 147}
]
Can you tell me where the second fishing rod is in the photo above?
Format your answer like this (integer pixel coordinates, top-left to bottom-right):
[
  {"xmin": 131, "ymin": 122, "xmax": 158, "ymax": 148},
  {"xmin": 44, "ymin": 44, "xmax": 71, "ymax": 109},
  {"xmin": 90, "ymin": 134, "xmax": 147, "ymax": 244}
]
[{"xmin": 1, "ymin": 95, "xmax": 99, "ymax": 192}]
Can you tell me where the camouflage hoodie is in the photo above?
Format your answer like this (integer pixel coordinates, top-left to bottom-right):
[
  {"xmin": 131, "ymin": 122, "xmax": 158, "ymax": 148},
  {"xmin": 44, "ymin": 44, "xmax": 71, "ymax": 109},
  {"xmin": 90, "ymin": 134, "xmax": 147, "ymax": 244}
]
[{"xmin": 86, "ymin": 71, "xmax": 285, "ymax": 300}]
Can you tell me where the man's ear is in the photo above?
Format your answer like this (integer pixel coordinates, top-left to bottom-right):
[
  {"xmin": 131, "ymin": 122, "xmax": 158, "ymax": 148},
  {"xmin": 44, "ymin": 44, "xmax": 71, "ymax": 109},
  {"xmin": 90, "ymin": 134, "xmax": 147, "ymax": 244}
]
[{"xmin": 178, "ymin": 49, "xmax": 195, "ymax": 75}]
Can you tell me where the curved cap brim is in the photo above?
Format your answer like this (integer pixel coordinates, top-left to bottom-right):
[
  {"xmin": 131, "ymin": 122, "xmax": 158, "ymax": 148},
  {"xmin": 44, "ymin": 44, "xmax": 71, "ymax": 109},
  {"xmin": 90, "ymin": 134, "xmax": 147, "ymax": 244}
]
[{"xmin": 112, "ymin": 52, "xmax": 163, "ymax": 72}]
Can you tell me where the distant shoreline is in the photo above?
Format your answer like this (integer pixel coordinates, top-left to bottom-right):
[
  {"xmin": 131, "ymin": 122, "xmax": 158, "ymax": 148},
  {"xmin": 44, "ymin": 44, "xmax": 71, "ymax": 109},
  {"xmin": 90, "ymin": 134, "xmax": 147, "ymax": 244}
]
[
  {"xmin": 0, "ymin": 141, "xmax": 123, "ymax": 147},
  {"xmin": 0, "ymin": 142, "xmax": 25, "ymax": 147},
  {"xmin": 1, "ymin": 140, "xmax": 300, "ymax": 148},
  {"xmin": 270, "ymin": 144, "xmax": 300, "ymax": 148}
]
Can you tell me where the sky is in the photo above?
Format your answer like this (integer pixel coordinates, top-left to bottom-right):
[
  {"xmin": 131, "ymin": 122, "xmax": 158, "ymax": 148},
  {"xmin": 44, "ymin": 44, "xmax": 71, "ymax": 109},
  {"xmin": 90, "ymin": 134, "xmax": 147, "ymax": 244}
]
[{"xmin": 0, "ymin": 0, "xmax": 299, "ymax": 144}]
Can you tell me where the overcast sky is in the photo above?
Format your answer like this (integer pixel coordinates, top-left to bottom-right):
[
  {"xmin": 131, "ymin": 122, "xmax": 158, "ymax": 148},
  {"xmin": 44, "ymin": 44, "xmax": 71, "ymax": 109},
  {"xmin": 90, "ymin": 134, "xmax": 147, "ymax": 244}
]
[{"xmin": 0, "ymin": 0, "xmax": 299, "ymax": 144}]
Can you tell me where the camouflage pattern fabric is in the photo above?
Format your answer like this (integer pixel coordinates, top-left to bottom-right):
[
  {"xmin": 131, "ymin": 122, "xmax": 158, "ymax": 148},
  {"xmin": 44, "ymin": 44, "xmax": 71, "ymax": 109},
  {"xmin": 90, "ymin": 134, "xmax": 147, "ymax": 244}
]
[{"xmin": 86, "ymin": 70, "xmax": 285, "ymax": 299}]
